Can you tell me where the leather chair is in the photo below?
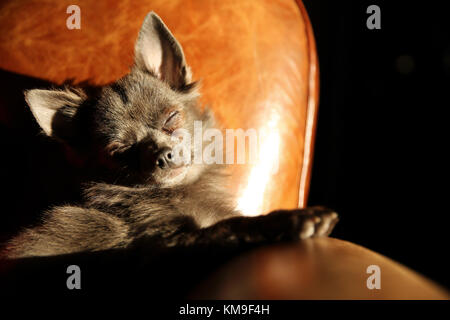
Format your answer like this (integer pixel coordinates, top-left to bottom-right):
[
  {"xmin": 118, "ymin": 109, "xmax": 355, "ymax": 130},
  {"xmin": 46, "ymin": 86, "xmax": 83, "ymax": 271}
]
[{"xmin": 0, "ymin": 0, "xmax": 447, "ymax": 299}]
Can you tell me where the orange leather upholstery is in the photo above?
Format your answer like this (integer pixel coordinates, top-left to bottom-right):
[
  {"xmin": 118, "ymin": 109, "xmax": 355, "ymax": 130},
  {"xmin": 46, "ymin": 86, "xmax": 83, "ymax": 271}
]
[
  {"xmin": 192, "ymin": 238, "xmax": 450, "ymax": 299},
  {"xmin": 0, "ymin": 0, "xmax": 318, "ymax": 215}
]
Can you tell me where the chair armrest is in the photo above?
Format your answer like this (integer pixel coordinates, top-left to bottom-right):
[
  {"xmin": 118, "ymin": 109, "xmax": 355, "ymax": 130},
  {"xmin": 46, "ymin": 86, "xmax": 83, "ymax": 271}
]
[{"xmin": 192, "ymin": 237, "xmax": 449, "ymax": 299}]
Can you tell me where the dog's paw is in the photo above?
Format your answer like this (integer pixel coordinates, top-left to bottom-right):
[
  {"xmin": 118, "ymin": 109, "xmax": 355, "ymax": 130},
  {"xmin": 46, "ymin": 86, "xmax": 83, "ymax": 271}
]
[
  {"xmin": 268, "ymin": 206, "xmax": 339, "ymax": 240},
  {"xmin": 201, "ymin": 206, "xmax": 339, "ymax": 246},
  {"xmin": 298, "ymin": 206, "xmax": 339, "ymax": 239}
]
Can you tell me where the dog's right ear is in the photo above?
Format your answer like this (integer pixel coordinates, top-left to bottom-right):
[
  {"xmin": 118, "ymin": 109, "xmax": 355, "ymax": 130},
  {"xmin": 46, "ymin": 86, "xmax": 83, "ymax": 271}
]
[
  {"xmin": 25, "ymin": 88, "xmax": 86, "ymax": 141},
  {"xmin": 134, "ymin": 12, "xmax": 192, "ymax": 89}
]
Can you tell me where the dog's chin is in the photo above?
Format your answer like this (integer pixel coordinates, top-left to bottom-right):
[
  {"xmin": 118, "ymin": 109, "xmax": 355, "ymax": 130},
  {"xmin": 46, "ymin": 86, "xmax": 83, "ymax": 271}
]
[{"xmin": 152, "ymin": 166, "xmax": 190, "ymax": 188}]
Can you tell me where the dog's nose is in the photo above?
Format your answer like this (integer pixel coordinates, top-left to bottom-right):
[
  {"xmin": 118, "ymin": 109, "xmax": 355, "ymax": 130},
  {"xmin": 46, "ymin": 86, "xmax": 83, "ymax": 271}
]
[{"xmin": 156, "ymin": 147, "xmax": 174, "ymax": 169}]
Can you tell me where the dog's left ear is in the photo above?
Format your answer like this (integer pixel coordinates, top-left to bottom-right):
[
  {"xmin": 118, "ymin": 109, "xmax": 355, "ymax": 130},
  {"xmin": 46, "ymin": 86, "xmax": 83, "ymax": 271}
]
[
  {"xmin": 134, "ymin": 12, "xmax": 192, "ymax": 89},
  {"xmin": 25, "ymin": 88, "xmax": 86, "ymax": 141}
]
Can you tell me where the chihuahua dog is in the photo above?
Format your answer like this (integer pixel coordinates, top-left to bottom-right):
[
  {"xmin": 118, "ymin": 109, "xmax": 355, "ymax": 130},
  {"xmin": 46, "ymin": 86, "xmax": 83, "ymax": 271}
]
[{"xmin": 2, "ymin": 13, "xmax": 338, "ymax": 266}]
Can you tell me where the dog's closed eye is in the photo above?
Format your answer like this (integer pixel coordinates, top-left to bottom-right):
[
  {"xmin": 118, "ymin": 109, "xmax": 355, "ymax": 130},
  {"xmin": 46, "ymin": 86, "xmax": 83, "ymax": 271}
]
[
  {"xmin": 163, "ymin": 110, "xmax": 182, "ymax": 133},
  {"xmin": 106, "ymin": 141, "xmax": 132, "ymax": 156}
]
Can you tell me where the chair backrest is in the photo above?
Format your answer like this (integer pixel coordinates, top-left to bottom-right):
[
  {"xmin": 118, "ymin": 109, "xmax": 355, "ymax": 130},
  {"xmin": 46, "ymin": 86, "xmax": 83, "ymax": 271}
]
[{"xmin": 0, "ymin": 0, "xmax": 319, "ymax": 216}]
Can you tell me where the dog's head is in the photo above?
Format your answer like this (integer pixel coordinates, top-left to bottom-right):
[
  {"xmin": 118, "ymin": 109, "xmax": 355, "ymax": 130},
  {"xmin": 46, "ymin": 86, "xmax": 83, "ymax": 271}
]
[{"xmin": 26, "ymin": 12, "xmax": 213, "ymax": 187}]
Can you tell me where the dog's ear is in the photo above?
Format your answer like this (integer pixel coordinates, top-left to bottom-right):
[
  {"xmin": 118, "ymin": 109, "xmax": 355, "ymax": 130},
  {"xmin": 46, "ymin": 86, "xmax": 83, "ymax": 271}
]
[
  {"xmin": 25, "ymin": 88, "xmax": 86, "ymax": 141},
  {"xmin": 134, "ymin": 12, "xmax": 192, "ymax": 89}
]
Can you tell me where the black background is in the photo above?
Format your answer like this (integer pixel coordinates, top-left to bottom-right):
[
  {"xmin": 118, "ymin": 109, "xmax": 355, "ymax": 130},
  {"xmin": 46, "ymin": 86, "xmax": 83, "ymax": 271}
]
[{"xmin": 306, "ymin": 0, "xmax": 449, "ymax": 288}]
